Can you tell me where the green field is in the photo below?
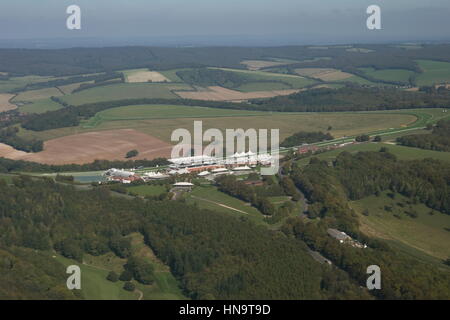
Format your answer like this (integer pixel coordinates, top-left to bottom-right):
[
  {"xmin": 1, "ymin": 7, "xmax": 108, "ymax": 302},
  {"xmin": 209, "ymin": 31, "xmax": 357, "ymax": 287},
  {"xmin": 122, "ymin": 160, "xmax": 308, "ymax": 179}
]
[
  {"xmin": 351, "ymin": 191, "xmax": 450, "ymax": 260},
  {"xmin": 12, "ymin": 87, "xmax": 63, "ymax": 102},
  {"xmin": 54, "ymin": 254, "xmax": 138, "ymax": 300},
  {"xmin": 82, "ymin": 104, "xmax": 269, "ymax": 128},
  {"xmin": 416, "ymin": 60, "xmax": 450, "ymax": 86},
  {"xmin": 0, "ymin": 75, "xmax": 58, "ymax": 93},
  {"xmin": 18, "ymin": 107, "xmax": 418, "ymax": 144},
  {"xmin": 18, "ymin": 98, "xmax": 63, "ymax": 114},
  {"xmin": 187, "ymin": 185, "xmax": 263, "ymax": 219},
  {"xmin": 236, "ymin": 81, "xmax": 292, "ymax": 91},
  {"xmin": 359, "ymin": 67, "xmax": 415, "ymax": 83},
  {"xmin": 58, "ymin": 83, "xmax": 191, "ymax": 105}
]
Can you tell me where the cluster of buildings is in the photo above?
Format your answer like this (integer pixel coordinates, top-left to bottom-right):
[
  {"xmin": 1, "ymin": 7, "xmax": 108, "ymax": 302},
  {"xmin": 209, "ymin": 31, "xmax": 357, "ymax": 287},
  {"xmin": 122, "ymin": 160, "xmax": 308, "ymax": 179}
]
[
  {"xmin": 103, "ymin": 152, "xmax": 266, "ymax": 184},
  {"xmin": 168, "ymin": 152, "xmax": 273, "ymax": 170}
]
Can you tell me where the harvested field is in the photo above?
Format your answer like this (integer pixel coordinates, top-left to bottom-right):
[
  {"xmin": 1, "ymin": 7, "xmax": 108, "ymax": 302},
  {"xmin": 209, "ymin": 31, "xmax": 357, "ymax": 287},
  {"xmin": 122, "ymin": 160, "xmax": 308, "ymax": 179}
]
[
  {"xmin": 0, "ymin": 93, "xmax": 17, "ymax": 112},
  {"xmin": 174, "ymin": 86, "xmax": 301, "ymax": 101},
  {"xmin": 241, "ymin": 60, "xmax": 287, "ymax": 70},
  {"xmin": 295, "ymin": 68, "xmax": 353, "ymax": 81},
  {"xmin": 0, "ymin": 143, "xmax": 27, "ymax": 158},
  {"xmin": 3, "ymin": 129, "xmax": 173, "ymax": 165},
  {"xmin": 125, "ymin": 69, "xmax": 170, "ymax": 83}
]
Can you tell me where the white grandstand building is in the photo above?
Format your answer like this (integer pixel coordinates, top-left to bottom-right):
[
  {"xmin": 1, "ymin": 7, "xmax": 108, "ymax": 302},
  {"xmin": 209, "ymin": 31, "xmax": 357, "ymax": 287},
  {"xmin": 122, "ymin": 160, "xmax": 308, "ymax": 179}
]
[{"xmin": 168, "ymin": 151, "xmax": 274, "ymax": 169}]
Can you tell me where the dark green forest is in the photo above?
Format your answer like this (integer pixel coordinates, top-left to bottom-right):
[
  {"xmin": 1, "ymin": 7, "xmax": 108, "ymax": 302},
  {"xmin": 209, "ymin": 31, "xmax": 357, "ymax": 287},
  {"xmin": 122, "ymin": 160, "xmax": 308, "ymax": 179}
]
[
  {"xmin": 0, "ymin": 176, "xmax": 368, "ymax": 299},
  {"xmin": 251, "ymin": 86, "xmax": 450, "ymax": 112},
  {"xmin": 2, "ymin": 44, "xmax": 450, "ymax": 77}
]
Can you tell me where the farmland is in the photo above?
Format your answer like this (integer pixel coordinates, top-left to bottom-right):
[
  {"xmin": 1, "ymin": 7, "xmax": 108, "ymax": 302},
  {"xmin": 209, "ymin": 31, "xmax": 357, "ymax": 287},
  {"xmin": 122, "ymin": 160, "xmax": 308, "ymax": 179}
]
[
  {"xmin": 17, "ymin": 98, "xmax": 62, "ymax": 114},
  {"xmin": 7, "ymin": 129, "xmax": 172, "ymax": 165},
  {"xmin": 58, "ymin": 83, "xmax": 191, "ymax": 105},
  {"xmin": 351, "ymin": 191, "xmax": 450, "ymax": 260},
  {"xmin": 295, "ymin": 68, "xmax": 353, "ymax": 81},
  {"xmin": 17, "ymin": 107, "xmax": 418, "ymax": 146},
  {"xmin": 12, "ymin": 87, "xmax": 63, "ymax": 102},
  {"xmin": 0, "ymin": 93, "xmax": 16, "ymax": 112},
  {"xmin": 174, "ymin": 86, "xmax": 301, "ymax": 101},
  {"xmin": 0, "ymin": 75, "xmax": 57, "ymax": 93},
  {"xmin": 83, "ymin": 104, "xmax": 267, "ymax": 127},
  {"xmin": 416, "ymin": 60, "xmax": 450, "ymax": 86},
  {"xmin": 358, "ymin": 67, "xmax": 415, "ymax": 83},
  {"xmin": 122, "ymin": 68, "xmax": 170, "ymax": 83},
  {"xmin": 241, "ymin": 60, "xmax": 291, "ymax": 70}
]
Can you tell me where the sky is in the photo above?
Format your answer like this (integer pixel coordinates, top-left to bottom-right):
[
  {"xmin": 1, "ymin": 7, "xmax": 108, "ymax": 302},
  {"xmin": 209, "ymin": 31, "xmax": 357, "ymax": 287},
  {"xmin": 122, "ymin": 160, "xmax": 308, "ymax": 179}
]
[{"xmin": 0, "ymin": 0, "xmax": 450, "ymax": 47}]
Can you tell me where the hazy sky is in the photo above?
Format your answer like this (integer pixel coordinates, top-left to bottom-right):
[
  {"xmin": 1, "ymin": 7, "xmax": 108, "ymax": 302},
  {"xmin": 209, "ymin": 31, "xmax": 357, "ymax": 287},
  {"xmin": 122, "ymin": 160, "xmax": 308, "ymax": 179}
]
[{"xmin": 1, "ymin": 0, "xmax": 450, "ymax": 46}]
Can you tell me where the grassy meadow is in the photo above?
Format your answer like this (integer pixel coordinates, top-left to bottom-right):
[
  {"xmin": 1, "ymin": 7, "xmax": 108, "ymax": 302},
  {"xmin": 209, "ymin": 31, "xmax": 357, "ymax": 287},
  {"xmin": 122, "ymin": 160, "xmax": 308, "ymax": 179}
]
[{"xmin": 351, "ymin": 191, "xmax": 450, "ymax": 260}]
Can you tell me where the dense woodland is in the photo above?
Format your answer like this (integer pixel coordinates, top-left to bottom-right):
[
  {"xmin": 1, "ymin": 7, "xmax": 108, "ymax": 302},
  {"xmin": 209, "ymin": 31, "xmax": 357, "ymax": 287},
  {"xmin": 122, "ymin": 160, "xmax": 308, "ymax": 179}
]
[
  {"xmin": 251, "ymin": 86, "xmax": 450, "ymax": 112},
  {"xmin": 397, "ymin": 119, "xmax": 450, "ymax": 152},
  {"xmin": 1, "ymin": 44, "xmax": 450, "ymax": 77},
  {"xmin": 282, "ymin": 150, "xmax": 450, "ymax": 299},
  {"xmin": 0, "ymin": 176, "xmax": 368, "ymax": 299}
]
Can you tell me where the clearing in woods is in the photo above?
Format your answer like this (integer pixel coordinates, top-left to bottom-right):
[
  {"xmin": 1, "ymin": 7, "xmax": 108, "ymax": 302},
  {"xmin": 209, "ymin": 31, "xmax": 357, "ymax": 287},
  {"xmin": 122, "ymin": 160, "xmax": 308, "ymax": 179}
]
[{"xmin": 122, "ymin": 68, "xmax": 171, "ymax": 83}]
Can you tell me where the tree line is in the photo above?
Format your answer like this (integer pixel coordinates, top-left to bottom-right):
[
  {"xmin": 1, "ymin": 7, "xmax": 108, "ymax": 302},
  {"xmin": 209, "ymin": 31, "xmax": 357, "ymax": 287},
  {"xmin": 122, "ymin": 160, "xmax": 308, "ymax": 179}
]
[{"xmin": 397, "ymin": 118, "xmax": 450, "ymax": 152}]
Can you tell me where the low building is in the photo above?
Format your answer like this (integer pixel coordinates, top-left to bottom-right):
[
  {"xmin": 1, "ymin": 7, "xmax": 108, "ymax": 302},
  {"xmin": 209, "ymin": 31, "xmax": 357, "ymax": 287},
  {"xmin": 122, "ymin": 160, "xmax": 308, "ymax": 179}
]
[
  {"xmin": 327, "ymin": 228, "xmax": 351, "ymax": 243},
  {"xmin": 172, "ymin": 182, "xmax": 195, "ymax": 191},
  {"xmin": 298, "ymin": 145, "xmax": 319, "ymax": 155},
  {"xmin": 197, "ymin": 171, "xmax": 211, "ymax": 177}
]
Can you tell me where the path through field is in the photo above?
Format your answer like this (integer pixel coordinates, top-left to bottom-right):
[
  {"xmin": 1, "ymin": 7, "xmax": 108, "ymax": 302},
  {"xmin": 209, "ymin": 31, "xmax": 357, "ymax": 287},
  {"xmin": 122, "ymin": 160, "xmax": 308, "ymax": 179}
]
[{"xmin": 191, "ymin": 195, "xmax": 250, "ymax": 214}]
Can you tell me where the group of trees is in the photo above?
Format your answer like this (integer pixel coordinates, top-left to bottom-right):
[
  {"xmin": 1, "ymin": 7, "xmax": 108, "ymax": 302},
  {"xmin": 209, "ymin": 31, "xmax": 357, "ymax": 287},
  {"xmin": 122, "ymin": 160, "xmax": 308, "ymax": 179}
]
[
  {"xmin": 397, "ymin": 119, "xmax": 450, "ymax": 152},
  {"xmin": 0, "ymin": 126, "xmax": 43, "ymax": 152},
  {"xmin": 280, "ymin": 131, "xmax": 334, "ymax": 147},
  {"xmin": 176, "ymin": 67, "xmax": 294, "ymax": 90}
]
